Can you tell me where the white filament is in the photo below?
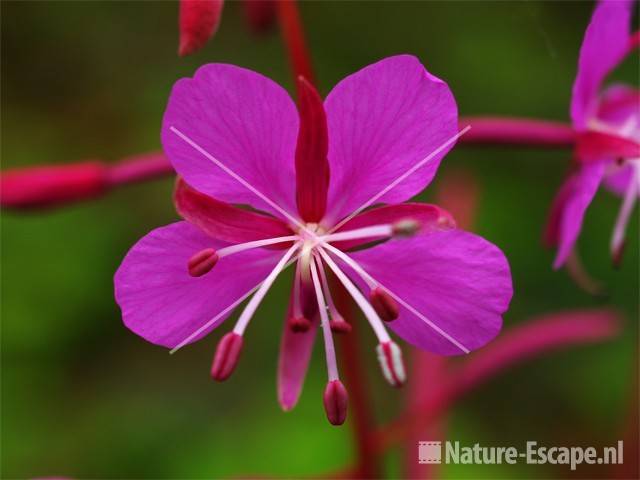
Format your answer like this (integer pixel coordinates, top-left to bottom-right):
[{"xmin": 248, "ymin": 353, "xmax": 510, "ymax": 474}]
[
  {"xmin": 233, "ymin": 243, "xmax": 301, "ymax": 335},
  {"xmin": 316, "ymin": 247, "xmax": 390, "ymax": 343},
  {"xmin": 320, "ymin": 242, "xmax": 470, "ymax": 354},
  {"xmin": 309, "ymin": 256, "xmax": 339, "ymax": 381},
  {"xmin": 217, "ymin": 235, "xmax": 299, "ymax": 258}
]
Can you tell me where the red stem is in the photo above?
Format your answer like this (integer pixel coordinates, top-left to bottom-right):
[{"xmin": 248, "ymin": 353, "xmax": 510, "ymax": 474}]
[
  {"xmin": 276, "ymin": 0, "xmax": 315, "ymax": 91},
  {"xmin": 333, "ymin": 281, "xmax": 380, "ymax": 479},
  {"xmin": 459, "ymin": 117, "xmax": 575, "ymax": 147}
]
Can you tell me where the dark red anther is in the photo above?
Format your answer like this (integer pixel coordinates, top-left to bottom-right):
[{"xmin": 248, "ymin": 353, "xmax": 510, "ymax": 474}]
[
  {"xmin": 612, "ymin": 241, "xmax": 626, "ymax": 269},
  {"xmin": 288, "ymin": 316, "xmax": 312, "ymax": 333},
  {"xmin": 294, "ymin": 76, "xmax": 330, "ymax": 223},
  {"xmin": 376, "ymin": 341, "xmax": 406, "ymax": 388},
  {"xmin": 329, "ymin": 317, "xmax": 352, "ymax": 334},
  {"xmin": 323, "ymin": 380, "xmax": 348, "ymax": 426},
  {"xmin": 370, "ymin": 287, "xmax": 399, "ymax": 322},
  {"xmin": 178, "ymin": 0, "xmax": 224, "ymax": 57},
  {"xmin": 211, "ymin": 332, "xmax": 243, "ymax": 381},
  {"xmin": 187, "ymin": 248, "xmax": 219, "ymax": 277},
  {"xmin": 0, "ymin": 161, "xmax": 107, "ymax": 209}
]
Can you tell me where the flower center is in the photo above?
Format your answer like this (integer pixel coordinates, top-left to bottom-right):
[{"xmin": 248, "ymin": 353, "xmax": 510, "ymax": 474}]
[{"xmin": 195, "ymin": 219, "xmax": 426, "ymax": 390}]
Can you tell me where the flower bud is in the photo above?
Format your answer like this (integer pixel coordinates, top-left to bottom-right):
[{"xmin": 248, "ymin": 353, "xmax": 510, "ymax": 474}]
[{"xmin": 0, "ymin": 161, "xmax": 106, "ymax": 209}]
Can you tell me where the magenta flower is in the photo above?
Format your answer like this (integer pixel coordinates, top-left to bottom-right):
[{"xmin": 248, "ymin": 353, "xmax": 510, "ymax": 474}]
[
  {"xmin": 114, "ymin": 55, "xmax": 512, "ymax": 424},
  {"xmin": 546, "ymin": 0, "xmax": 640, "ymax": 268}
]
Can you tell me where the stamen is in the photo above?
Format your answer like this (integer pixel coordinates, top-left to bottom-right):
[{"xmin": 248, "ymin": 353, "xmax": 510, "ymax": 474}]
[
  {"xmin": 316, "ymin": 247, "xmax": 390, "ymax": 343},
  {"xmin": 369, "ymin": 286, "xmax": 399, "ymax": 322},
  {"xmin": 217, "ymin": 235, "xmax": 298, "ymax": 258},
  {"xmin": 316, "ymin": 258, "xmax": 351, "ymax": 334},
  {"xmin": 233, "ymin": 243, "xmax": 301, "ymax": 335},
  {"xmin": 309, "ymin": 256, "xmax": 340, "ymax": 381},
  {"xmin": 320, "ymin": 242, "xmax": 470, "ymax": 354},
  {"xmin": 323, "ymin": 379, "xmax": 348, "ymax": 426},
  {"xmin": 288, "ymin": 261, "xmax": 312, "ymax": 332},
  {"xmin": 211, "ymin": 332, "xmax": 243, "ymax": 381},
  {"xmin": 319, "ymin": 224, "xmax": 393, "ymax": 243},
  {"xmin": 376, "ymin": 341, "xmax": 406, "ymax": 388},
  {"xmin": 188, "ymin": 248, "xmax": 219, "ymax": 277},
  {"xmin": 318, "ymin": 220, "xmax": 420, "ymax": 244},
  {"xmin": 610, "ymin": 163, "xmax": 639, "ymax": 266}
]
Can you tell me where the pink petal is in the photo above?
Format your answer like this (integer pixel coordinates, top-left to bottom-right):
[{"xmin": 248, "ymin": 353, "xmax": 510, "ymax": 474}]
[
  {"xmin": 178, "ymin": 0, "xmax": 224, "ymax": 57},
  {"xmin": 161, "ymin": 64, "xmax": 299, "ymax": 221},
  {"xmin": 174, "ymin": 178, "xmax": 293, "ymax": 244},
  {"xmin": 277, "ymin": 293, "xmax": 318, "ymax": 411},
  {"xmin": 345, "ymin": 230, "xmax": 512, "ymax": 355},
  {"xmin": 596, "ymin": 84, "xmax": 640, "ymax": 129},
  {"xmin": 114, "ymin": 221, "xmax": 282, "ymax": 348},
  {"xmin": 571, "ymin": 0, "xmax": 634, "ymax": 129},
  {"xmin": 604, "ymin": 163, "xmax": 635, "ymax": 196},
  {"xmin": 323, "ymin": 55, "xmax": 458, "ymax": 225},
  {"xmin": 549, "ymin": 162, "xmax": 606, "ymax": 269},
  {"xmin": 331, "ymin": 202, "xmax": 455, "ymax": 251}
]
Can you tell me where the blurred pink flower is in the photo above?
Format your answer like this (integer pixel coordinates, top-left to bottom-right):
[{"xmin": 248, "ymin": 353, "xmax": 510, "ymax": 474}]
[
  {"xmin": 114, "ymin": 55, "xmax": 513, "ymax": 424},
  {"xmin": 546, "ymin": 0, "xmax": 640, "ymax": 268}
]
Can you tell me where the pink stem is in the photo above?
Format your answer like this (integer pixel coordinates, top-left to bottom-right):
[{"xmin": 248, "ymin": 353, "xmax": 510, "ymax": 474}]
[
  {"xmin": 105, "ymin": 152, "xmax": 173, "ymax": 186},
  {"xmin": 376, "ymin": 309, "xmax": 621, "ymax": 451},
  {"xmin": 333, "ymin": 280, "xmax": 380, "ymax": 479},
  {"xmin": 0, "ymin": 152, "xmax": 172, "ymax": 210},
  {"xmin": 459, "ymin": 117, "xmax": 576, "ymax": 147}
]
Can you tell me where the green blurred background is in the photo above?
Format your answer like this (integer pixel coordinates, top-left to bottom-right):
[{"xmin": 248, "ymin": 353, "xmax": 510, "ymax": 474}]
[{"xmin": 1, "ymin": 1, "xmax": 638, "ymax": 478}]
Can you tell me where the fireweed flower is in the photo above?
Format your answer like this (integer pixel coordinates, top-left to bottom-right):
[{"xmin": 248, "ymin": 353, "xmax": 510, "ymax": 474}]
[
  {"xmin": 114, "ymin": 55, "xmax": 513, "ymax": 425},
  {"xmin": 546, "ymin": 0, "xmax": 640, "ymax": 268}
]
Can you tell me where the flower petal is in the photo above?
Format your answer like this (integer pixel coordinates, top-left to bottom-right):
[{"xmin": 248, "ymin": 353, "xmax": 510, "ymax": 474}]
[
  {"xmin": 161, "ymin": 64, "xmax": 299, "ymax": 221},
  {"xmin": 277, "ymin": 293, "xmax": 318, "ymax": 411},
  {"xmin": 323, "ymin": 55, "xmax": 458, "ymax": 225},
  {"xmin": 174, "ymin": 178, "xmax": 293, "ymax": 244},
  {"xmin": 597, "ymin": 84, "xmax": 640, "ymax": 131},
  {"xmin": 604, "ymin": 163, "xmax": 636, "ymax": 196},
  {"xmin": 345, "ymin": 230, "xmax": 512, "ymax": 355},
  {"xmin": 331, "ymin": 203, "xmax": 455, "ymax": 251},
  {"xmin": 114, "ymin": 221, "xmax": 282, "ymax": 348},
  {"xmin": 547, "ymin": 162, "xmax": 606, "ymax": 269},
  {"xmin": 571, "ymin": 0, "xmax": 634, "ymax": 129}
]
